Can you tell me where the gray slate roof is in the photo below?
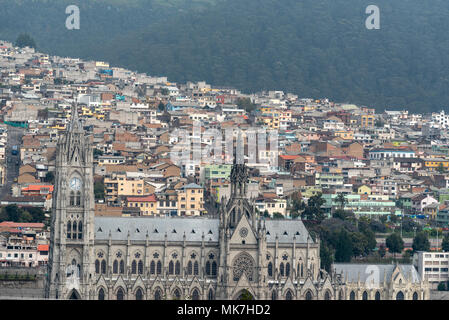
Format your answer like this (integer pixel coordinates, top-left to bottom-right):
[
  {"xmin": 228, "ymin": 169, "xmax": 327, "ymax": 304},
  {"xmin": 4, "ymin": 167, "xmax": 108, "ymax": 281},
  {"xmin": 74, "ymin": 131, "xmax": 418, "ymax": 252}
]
[
  {"xmin": 332, "ymin": 263, "xmax": 422, "ymax": 284},
  {"xmin": 94, "ymin": 216, "xmax": 312, "ymax": 244}
]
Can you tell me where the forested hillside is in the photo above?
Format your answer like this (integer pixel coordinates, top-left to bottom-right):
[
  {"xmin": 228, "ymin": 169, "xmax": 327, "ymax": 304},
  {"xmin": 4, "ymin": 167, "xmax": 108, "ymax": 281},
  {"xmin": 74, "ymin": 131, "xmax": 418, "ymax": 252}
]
[{"xmin": 1, "ymin": 0, "xmax": 449, "ymax": 112}]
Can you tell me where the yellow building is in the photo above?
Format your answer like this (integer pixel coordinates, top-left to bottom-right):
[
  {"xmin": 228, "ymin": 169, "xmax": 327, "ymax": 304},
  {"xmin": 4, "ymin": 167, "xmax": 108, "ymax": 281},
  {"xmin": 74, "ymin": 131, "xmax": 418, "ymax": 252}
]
[
  {"xmin": 104, "ymin": 173, "xmax": 153, "ymax": 204},
  {"xmin": 126, "ymin": 194, "xmax": 157, "ymax": 216},
  {"xmin": 177, "ymin": 183, "xmax": 204, "ymax": 216},
  {"xmin": 361, "ymin": 115, "xmax": 375, "ymax": 128},
  {"xmin": 334, "ymin": 130, "xmax": 354, "ymax": 140},
  {"xmin": 357, "ymin": 185, "xmax": 372, "ymax": 195},
  {"xmin": 424, "ymin": 159, "xmax": 449, "ymax": 171}
]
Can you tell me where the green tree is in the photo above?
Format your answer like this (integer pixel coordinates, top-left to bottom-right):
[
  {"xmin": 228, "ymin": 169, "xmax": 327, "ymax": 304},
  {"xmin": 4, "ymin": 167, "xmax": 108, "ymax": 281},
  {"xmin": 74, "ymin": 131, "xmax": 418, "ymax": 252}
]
[
  {"xmin": 333, "ymin": 209, "xmax": 354, "ymax": 221},
  {"xmin": 19, "ymin": 211, "xmax": 33, "ymax": 222},
  {"xmin": 442, "ymin": 234, "xmax": 449, "ymax": 252},
  {"xmin": 412, "ymin": 232, "xmax": 430, "ymax": 252},
  {"xmin": 438, "ymin": 282, "xmax": 446, "ymax": 291},
  {"xmin": 320, "ymin": 241, "xmax": 334, "ymax": 272},
  {"xmin": 437, "ymin": 163, "xmax": 445, "ymax": 173},
  {"xmin": 93, "ymin": 149, "xmax": 103, "ymax": 158},
  {"xmin": 335, "ymin": 230, "xmax": 353, "ymax": 262},
  {"xmin": 5, "ymin": 205, "xmax": 21, "ymax": 221},
  {"xmin": 386, "ymin": 233, "xmax": 404, "ymax": 259},
  {"xmin": 15, "ymin": 33, "xmax": 36, "ymax": 49},
  {"xmin": 44, "ymin": 171, "xmax": 55, "ymax": 183},
  {"xmin": 0, "ymin": 208, "xmax": 8, "ymax": 222},
  {"xmin": 334, "ymin": 193, "xmax": 348, "ymax": 210},
  {"xmin": 272, "ymin": 212, "xmax": 284, "ymax": 220},
  {"xmin": 26, "ymin": 207, "xmax": 45, "ymax": 223},
  {"xmin": 302, "ymin": 193, "xmax": 326, "ymax": 222},
  {"xmin": 263, "ymin": 210, "xmax": 270, "ymax": 218},
  {"xmin": 239, "ymin": 289, "xmax": 254, "ymax": 300},
  {"xmin": 94, "ymin": 180, "xmax": 105, "ymax": 200},
  {"xmin": 236, "ymin": 98, "xmax": 257, "ymax": 113}
]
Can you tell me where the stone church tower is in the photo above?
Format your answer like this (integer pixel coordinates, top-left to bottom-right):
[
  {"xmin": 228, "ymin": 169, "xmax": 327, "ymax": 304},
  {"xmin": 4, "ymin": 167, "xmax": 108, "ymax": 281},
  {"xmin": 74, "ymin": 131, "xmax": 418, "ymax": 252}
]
[
  {"xmin": 45, "ymin": 105, "xmax": 95, "ymax": 299},
  {"xmin": 216, "ymin": 161, "xmax": 269, "ymax": 299}
]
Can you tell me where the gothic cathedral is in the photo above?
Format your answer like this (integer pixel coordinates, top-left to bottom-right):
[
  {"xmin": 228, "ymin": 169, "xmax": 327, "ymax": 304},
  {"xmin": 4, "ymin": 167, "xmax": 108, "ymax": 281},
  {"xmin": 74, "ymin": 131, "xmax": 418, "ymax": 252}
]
[{"xmin": 46, "ymin": 106, "xmax": 428, "ymax": 300}]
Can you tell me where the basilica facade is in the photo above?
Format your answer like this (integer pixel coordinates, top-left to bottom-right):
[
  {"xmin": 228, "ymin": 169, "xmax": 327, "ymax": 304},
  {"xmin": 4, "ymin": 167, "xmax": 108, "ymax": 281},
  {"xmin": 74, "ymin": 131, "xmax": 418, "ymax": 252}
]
[{"xmin": 45, "ymin": 107, "xmax": 429, "ymax": 300}]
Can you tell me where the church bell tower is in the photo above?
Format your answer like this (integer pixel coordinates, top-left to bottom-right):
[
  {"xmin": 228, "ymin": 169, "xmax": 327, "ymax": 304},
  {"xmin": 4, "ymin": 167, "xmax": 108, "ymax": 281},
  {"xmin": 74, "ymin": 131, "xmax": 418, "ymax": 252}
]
[{"xmin": 46, "ymin": 105, "xmax": 95, "ymax": 299}]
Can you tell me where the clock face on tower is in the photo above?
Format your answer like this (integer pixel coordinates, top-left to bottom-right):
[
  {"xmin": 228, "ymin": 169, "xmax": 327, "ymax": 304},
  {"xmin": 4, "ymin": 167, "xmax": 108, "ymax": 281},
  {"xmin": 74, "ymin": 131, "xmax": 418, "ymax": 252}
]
[{"xmin": 70, "ymin": 177, "xmax": 82, "ymax": 191}]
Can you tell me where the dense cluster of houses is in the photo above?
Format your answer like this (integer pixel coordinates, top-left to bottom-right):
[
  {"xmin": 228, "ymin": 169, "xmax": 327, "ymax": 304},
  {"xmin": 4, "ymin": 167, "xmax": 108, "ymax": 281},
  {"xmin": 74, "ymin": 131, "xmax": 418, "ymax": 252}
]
[{"xmin": 1, "ymin": 40, "xmax": 449, "ymax": 268}]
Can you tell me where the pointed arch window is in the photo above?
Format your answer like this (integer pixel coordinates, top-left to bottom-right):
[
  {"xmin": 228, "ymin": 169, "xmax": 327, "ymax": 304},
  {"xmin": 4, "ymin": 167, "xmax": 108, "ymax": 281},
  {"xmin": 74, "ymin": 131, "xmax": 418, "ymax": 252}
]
[
  {"xmin": 285, "ymin": 262, "xmax": 290, "ymax": 277},
  {"xmin": 113, "ymin": 260, "xmax": 118, "ymax": 274},
  {"xmin": 72, "ymin": 221, "xmax": 77, "ymax": 234},
  {"xmin": 375, "ymin": 291, "xmax": 381, "ymax": 300},
  {"xmin": 138, "ymin": 260, "xmax": 144, "ymax": 275},
  {"xmin": 192, "ymin": 289, "xmax": 200, "ymax": 300},
  {"xmin": 173, "ymin": 288, "xmax": 181, "ymax": 300},
  {"xmin": 131, "ymin": 260, "xmax": 137, "ymax": 274},
  {"xmin": 206, "ymin": 261, "xmax": 211, "ymax": 276},
  {"xmin": 187, "ymin": 261, "xmax": 193, "ymax": 275},
  {"xmin": 154, "ymin": 288, "xmax": 162, "ymax": 300},
  {"xmin": 95, "ymin": 259, "xmax": 100, "ymax": 274},
  {"xmin": 324, "ymin": 291, "xmax": 331, "ymax": 300},
  {"xmin": 396, "ymin": 291, "xmax": 404, "ymax": 300},
  {"xmin": 150, "ymin": 261, "xmax": 156, "ymax": 275},
  {"xmin": 413, "ymin": 292, "xmax": 418, "ymax": 300},
  {"xmin": 362, "ymin": 291, "xmax": 368, "ymax": 300},
  {"xmin": 280, "ymin": 262, "xmax": 284, "ymax": 277},
  {"xmin": 101, "ymin": 260, "xmax": 106, "ymax": 274},
  {"xmin": 208, "ymin": 289, "xmax": 214, "ymax": 300},
  {"xmin": 135, "ymin": 288, "xmax": 143, "ymax": 300},
  {"xmin": 211, "ymin": 261, "xmax": 217, "ymax": 276},
  {"xmin": 98, "ymin": 288, "xmax": 105, "ymax": 300},
  {"xmin": 117, "ymin": 288, "xmax": 124, "ymax": 300},
  {"xmin": 157, "ymin": 261, "xmax": 162, "ymax": 275},
  {"xmin": 169, "ymin": 261, "xmax": 174, "ymax": 275},
  {"xmin": 285, "ymin": 290, "xmax": 293, "ymax": 300},
  {"xmin": 120, "ymin": 260, "xmax": 125, "ymax": 274},
  {"xmin": 300, "ymin": 263, "xmax": 304, "ymax": 277},
  {"xmin": 268, "ymin": 262, "xmax": 273, "ymax": 277},
  {"xmin": 175, "ymin": 261, "xmax": 181, "ymax": 275},
  {"xmin": 350, "ymin": 291, "xmax": 356, "ymax": 300},
  {"xmin": 305, "ymin": 291, "xmax": 313, "ymax": 300},
  {"xmin": 195, "ymin": 261, "xmax": 200, "ymax": 275},
  {"xmin": 271, "ymin": 290, "xmax": 277, "ymax": 300}
]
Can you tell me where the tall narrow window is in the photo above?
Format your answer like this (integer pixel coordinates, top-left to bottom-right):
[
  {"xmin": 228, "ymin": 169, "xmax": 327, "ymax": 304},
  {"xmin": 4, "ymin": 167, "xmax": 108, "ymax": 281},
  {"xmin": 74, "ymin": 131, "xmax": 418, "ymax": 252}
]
[
  {"xmin": 131, "ymin": 260, "xmax": 137, "ymax": 274},
  {"xmin": 268, "ymin": 262, "xmax": 273, "ymax": 277},
  {"xmin": 117, "ymin": 288, "xmax": 124, "ymax": 300},
  {"xmin": 157, "ymin": 261, "xmax": 162, "ymax": 274},
  {"xmin": 194, "ymin": 261, "xmax": 199, "ymax": 275},
  {"xmin": 98, "ymin": 288, "xmax": 105, "ymax": 300},
  {"xmin": 135, "ymin": 288, "xmax": 143, "ymax": 300},
  {"xmin": 154, "ymin": 288, "xmax": 162, "ymax": 300},
  {"xmin": 101, "ymin": 260, "xmax": 106, "ymax": 274},
  {"xmin": 95, "ymin": 260, "xmax": 100, "ymax": 274},
  {"xmin": 169, "ymin": 261, "xmax": 174, "ymax": 275},
  {"xmin": 76, "ymin": 191, "xmax": 81, "ymax": 206},
  {"xmin": 138, "ymin": 260, "xmax": 144, "ymax": 274},
  {"xmin": 72, "ymin": 221, "xmax": 77, "ymax": 235},
  {"xmin": 208, "ymin": 289, "xmax": 214, "ymax": 300},
  {"xmin": 211, "ymin": 261, "xmax": 217, "ymax": 276},
  {"xmin": 113, "ymin": 260, "xmax": 118, "ymax": 274},
  {"xmin": 78, "ymin": 222, "xmax": 82, "ymax": 239},
  {"xmin": 67, "ymin": 221, "xmax": 71, "ymax": 239},
  {"xmin": 70, "ymin": 191, "xmax": 75, "ymax": 206},
  {"xmin": 175, "ymin": 261, "xmax": 180, "ymax": 275},
  {"xmin": 205, "ymin": 261, "xmax": 211, "ymax": 275},
  {"xmin": 286, "ymin": 262, "xmax": 290, "ymax": 277},
  {"xmin": 187, "ymin": 261, "xmax": 193, "ymax": 275},
  {"xmin": 120, "ymin": 260, "xmax": 125, "ymax": 274},
  {"xmin": 150, "ymin": 261, "xmax": 155, "ymax": 275},
  {"xmin": 280, "ymin": 263, "xmax": 284, "ymax": 277},
  {"xmin": 192, "ymin": 289, "xmax": 200, "ymax": 300}
]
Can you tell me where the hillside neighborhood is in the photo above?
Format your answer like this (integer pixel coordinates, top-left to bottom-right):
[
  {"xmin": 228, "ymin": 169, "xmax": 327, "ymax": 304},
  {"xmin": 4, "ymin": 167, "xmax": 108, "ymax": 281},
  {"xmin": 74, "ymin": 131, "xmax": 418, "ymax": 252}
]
[{"xmin": 1, "ymin": 40, "xmax": 449, "ymax": 297}]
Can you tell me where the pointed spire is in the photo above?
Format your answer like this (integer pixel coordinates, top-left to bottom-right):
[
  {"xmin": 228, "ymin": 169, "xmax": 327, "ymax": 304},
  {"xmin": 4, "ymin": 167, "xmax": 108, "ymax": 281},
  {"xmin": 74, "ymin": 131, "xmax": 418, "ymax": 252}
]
[{"xmin": 69, "ymin": 103, "xmax": 83, "ymax": 133}]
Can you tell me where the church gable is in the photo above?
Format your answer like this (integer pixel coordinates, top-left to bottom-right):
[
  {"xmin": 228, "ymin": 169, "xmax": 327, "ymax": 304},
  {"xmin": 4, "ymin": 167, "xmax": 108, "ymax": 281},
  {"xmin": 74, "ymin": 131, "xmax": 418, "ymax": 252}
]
[{"xmin": 230, "ymin": 213, "xmax": 257, "ymax": 245}]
